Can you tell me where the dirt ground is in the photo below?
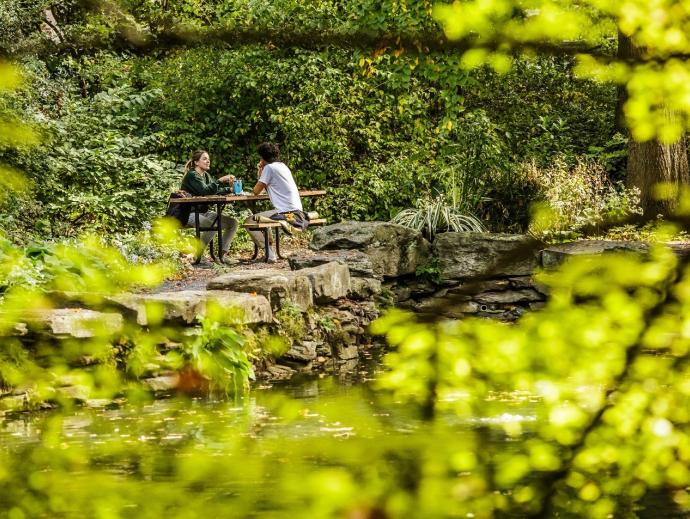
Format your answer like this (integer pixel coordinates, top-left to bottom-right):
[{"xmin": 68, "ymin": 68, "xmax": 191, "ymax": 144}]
[{"xmin": 153, "ymin": 234, "xmax": 317, "ymax": 293}]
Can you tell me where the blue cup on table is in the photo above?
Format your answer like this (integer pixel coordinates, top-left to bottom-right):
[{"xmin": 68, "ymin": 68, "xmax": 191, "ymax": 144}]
[{"xmin": 233, "ymin": 179, "xmax": 243, "ymax": 195}]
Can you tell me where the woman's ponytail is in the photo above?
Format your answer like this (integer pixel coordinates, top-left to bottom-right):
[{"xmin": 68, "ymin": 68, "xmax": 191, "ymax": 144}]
[{"xmin": 185, "ymin": 150, "xmax": 207, "ymax": 172}]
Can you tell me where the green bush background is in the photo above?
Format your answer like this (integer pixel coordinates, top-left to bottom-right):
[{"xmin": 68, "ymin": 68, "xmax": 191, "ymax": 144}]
[{"xmin": 0, "ymin": 0, "xmax": 619, "ymax": 242}]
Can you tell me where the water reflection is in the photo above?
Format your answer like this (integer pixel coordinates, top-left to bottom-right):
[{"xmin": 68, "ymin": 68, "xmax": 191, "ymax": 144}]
[
  {"xmin": 0, "ymin": 375, "xmax": 679, "ymax": 518},
  {"xmin": 1, "ymin": 373, "xmax": 540, "ymax": 444}
]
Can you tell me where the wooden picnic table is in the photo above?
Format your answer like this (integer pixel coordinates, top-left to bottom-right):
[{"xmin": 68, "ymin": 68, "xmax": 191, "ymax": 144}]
[{"xmin": 168, "ymin": 189, "xmax": 326, "ymax": 263}]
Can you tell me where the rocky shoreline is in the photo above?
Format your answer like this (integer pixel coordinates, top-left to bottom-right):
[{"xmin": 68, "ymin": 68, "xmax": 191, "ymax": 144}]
[{"xmin": 3, "ymin": 221, "xmax": 683, "ymax": 409}]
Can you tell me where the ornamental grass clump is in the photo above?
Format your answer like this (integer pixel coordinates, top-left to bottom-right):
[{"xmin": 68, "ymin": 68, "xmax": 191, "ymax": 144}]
[
  {"xmin": 391, "ymin": 196, "xmax": 486, "ymax": 241},
  {"xmin": 526, "ymin": 157, "xmax": 642, "ymax": 240}
]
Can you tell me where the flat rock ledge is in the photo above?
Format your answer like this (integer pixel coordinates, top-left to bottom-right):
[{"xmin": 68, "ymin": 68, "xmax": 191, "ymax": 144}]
[
  {"xmin": 108, "ymin": 290, "xmax": 272, "ymax": 325},
  {"xmin": 207, "ymin": 269, "xmax": 313, "ymax": 311},
  {"xmin": 207, "ymin": 262, "xmax": 350, "ymax": 309},
  {"xmin": 1, "ymin": 308, "xmax": 124, "ymax": 339},
  {"xmin": 289, "ymin": 250, "xmax": 379, "ymax": 278},
  {"xmin": 541, "ymin": 240, "xmax": 648, "ymax": 269},
  {"xmin": 434, "ymin": 232, "xmax": 541, "ymax": 281},
  {"xmin": 306, "ymin": 226, "xmax": 690, "ymax": 321}
]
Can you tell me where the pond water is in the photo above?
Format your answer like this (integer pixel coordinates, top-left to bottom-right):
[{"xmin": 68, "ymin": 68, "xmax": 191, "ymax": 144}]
[{"xmin": 0, "ymin": 363, "xmax": 685, "ymax": 518}]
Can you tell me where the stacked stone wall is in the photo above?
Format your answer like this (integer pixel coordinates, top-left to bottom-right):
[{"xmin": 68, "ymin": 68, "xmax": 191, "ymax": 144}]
[{"xmin": 5, "ymin": 220, "xmax": 674, "ymax": 403}]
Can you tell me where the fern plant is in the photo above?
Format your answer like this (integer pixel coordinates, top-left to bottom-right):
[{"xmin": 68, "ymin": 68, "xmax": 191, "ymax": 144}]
[
  {"xmin": 391, "ymin": 196, "xmax": 486, "ymax": 241},
  {"xmin": 166, "ymin": 311, "xmax": 254, "ymax": 396}
]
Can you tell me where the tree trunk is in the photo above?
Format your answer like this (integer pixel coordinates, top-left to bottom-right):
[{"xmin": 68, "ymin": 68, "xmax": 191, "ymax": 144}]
[
  {"xmin": 628, "ymin": 135, "xmax": 689, "ymax": 217},
  {"xmin": 618, "ymin": 31, "xmax": 690, "ymax": 217}
]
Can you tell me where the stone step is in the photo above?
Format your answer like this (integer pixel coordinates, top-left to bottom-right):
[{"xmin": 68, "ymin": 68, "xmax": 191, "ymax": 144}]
[
  {"xmin": 107, "ymin": 290, "xmax": 272, "ymax": 325},
  {"xmin": 208, "ymin": 261, "xmax": 350, "ymax": 309}
]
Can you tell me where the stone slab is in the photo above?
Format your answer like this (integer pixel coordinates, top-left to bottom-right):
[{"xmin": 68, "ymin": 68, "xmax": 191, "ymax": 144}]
[
  {"xmin": 1, "ymin": 309, "xmax": 124, "ymax": 338},
  {"xmin": 474, "ymin": 289, "xmax": 545, "ymax": 304},
  {"xmin": 109, "ymin": 290, "xmax": 272, "ymax": 325},
  {"xmin": 209, "ymin": 263, "xmax": 350, "ymax": 308},
  {"xmin": 207, "ymin": 269, "xmax": 313, "ymax": 311},
  {"xmin": 434, "ymin": 232, "xmax": 540, "ymax": 281},
  {"xmin": 289, "ymin": 251, "xmax": 378, "ymax": 278},
  {"xmin": 541, "ymin": 240, "xmax": 648, "ymax": 269},
  {"xmin": 297, "ymin": 262, "xmax": 350, "ymax": 303}
]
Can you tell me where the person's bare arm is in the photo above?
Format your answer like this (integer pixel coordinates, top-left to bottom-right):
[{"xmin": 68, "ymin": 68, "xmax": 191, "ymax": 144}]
[
  {"xmin": 253, "ymin": 181, "xmax": 267, "ymax": 196},
  {"xmin": 253, "ymin": 159, "xmax": 267, "ymax": 195}
]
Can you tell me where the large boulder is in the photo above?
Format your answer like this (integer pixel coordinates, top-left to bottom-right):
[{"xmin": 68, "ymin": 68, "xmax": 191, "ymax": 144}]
[
  {"xmin": 297, "ymin": 262, "xmax": 350, "ymax": 304},
  {"xmin": 434, "ymin": 232, "xmax": 540, "ymax": 281},
  {"xmin": 310, "ymin": 221, "xmax": 431, "ymax": 278},
  {"xmin": 349, "ymin": 277, "xmax": 382, "ymax": 300},
  {"xmin": 109, "ymin": 290, "xmax": 272, "ymax": 325},
  {"xmin": 207, "ymin": 269, "xmax": 313, "ymax": 311},
  {"xmin": 289, "ymin": 251, "xmax": 375, "ymax": 300}
]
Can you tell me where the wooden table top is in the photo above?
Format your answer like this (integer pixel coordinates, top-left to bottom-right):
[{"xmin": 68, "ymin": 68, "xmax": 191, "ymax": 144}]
[{"xmin": 168, "ymin": 189, "xmax": 326, "ymax": 204}]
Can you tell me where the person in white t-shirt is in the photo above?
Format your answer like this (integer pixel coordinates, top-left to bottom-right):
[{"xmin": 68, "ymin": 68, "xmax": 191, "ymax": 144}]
[{"xmin": 250, "ymin": 142, "xmax": 303, "ymax": 262}]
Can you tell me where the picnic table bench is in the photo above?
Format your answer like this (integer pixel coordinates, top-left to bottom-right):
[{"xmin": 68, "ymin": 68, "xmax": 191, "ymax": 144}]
[
  {"xmin": 168, "ymin": 190, "xmax": 326, "ymax": 263},
  {"xmin": 243, "ymin": 215, "xmax": 328, "ymax": 261}
]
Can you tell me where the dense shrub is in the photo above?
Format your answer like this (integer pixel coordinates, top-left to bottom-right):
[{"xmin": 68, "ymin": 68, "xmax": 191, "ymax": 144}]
[
  {"xmin": 0, "ymin": 1, "xmax": 619, "ymax": 238},
  {"xmin": 527, "ymin": 157, "xmax": 642, "ymax": 240},
  {"xmin": 131, "ymin": 47, "xmax": 616, "ymax": 228},
  {"xmin": 1, "ymin": 58, "xmax": 178, "ymax": 239}
]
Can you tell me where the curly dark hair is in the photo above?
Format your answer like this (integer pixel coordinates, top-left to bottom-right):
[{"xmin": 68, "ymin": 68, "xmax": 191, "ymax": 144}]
[{"xmin": 257, "ymin": 142, "xmax": 280, "ymax": 163}]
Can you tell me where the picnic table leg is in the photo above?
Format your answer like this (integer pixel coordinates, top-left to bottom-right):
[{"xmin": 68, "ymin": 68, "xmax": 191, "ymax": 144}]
[
  {"xmin": 194, "ymin": 209, "xmax": 202, "ymax": 264},
  {"xmin": 263, "ymin": 229, "xmax": 270, "ymax": 262},
  {"xmin": 208, "ymin": 240, "xmax": 217, "ymax": 262},
  {"xmin": 275, "ymin": 227, "xmax": 283, "ymax": 259},
  {"xmin": 216, "ymin": 201, "xmax": 224, "ymax": 264}
]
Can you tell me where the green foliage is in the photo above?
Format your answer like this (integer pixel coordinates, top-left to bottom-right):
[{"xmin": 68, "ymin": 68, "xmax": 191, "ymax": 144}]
[
  {"xmin": 527, "ymin": 157, "xmax": 642, "ymax": 240},
  {"xmin": 130, "ymin": 43, "xmax": 614, "ymax": 227},
  {"xmin": 602, "ymin": 220, "xmax": 690, "ymax": 243},
  {"xmin": 166, "ymin": 306, "xmax": 254, "ymax": 395},
  {"xmin": 28, "ymin": 84, "xmax": 178, "ymax": 235},
  {"xmin": 586, "ymin": 132, "xmax": 629, "ymax": 180},
  {"xmin": 274, "ymin": 303, "xmax": 306, "ymax": 346},
  {"xmin": 415, "ymin": 257, "xmax": 441, "ymax": 285},
  {"xmin": 434, "ymin": 111, "xmax": 512, "ymax": 213},
  {"xmin": 0, "ymin": 0, "xmax": 623, "ymax": 236},
  {"xmin": 0, "ymin": 61, "xmax": 34, "ymax": 211},
  {"xmin": 0, "ymin": 233, "xmax": 174, "ymax": 296},
  {"xmin": 139, "ymin": 46, "xmax": 438, "ymax": 221},
  {"xmin": 371, "ymin": 238, "xmax": 690, "ymax": 516},
  {"xmin": 317, "ymin": 315, "xmax": 336, "ymax": 333},
  {"xmin": 0, "ymin": 56, "xmax": 180, "ymax": 240},
  {"xmin": 4, "ymin": 230, "xmax": 690, "ymax": 518},
  {"xmin": 433, "ymin": 0, "xmax": 690, "ymax": 143},
  {"xmin": 4, "ymin": 2, "xmax": 690, "ymax": 518}
]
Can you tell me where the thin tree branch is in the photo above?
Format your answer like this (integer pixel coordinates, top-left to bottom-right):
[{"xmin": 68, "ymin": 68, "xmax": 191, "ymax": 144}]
[{"xmin": 41, "ymin": 9, "xmax": 65, "ymax": 45}]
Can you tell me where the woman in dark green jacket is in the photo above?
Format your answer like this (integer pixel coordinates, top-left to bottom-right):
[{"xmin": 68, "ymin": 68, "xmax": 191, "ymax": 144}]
[{"xmin": 181, "ymin": 150, "xmax": 238, "ymax": 259}]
